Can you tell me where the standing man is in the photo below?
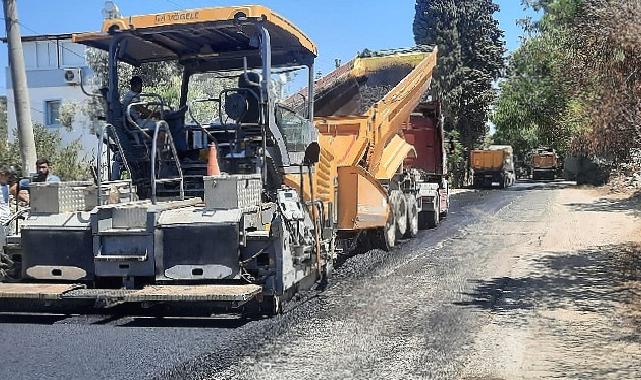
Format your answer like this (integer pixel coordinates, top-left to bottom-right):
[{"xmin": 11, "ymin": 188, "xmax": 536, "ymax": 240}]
[
  {"xmin": 17, "ymin": 158, "xmax": 61, "ymax": 203},
  {"xmin": 0, "ymin": 167, "xmax": 13, "ymax": 228}
]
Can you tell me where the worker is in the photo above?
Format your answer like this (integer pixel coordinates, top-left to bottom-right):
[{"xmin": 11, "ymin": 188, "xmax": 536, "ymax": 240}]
[
  {"xmin": 0, "ymin": 167, "xmax": 13, "ymax": 227},
  {"xmin": 122, "ymin": 75, "xmax": 160, "ymax": 130},
  {"xmin": 17, "ymin": 158, "xmax": 61, "ymax": 203}
]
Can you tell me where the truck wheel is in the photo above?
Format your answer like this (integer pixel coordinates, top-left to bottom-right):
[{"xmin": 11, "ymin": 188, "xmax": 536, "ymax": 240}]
[
  {"xmin": 378, "ymin": 212, "xmax": 396, "ymax": 251},
  {"xmin": 322, "ymin": 260, "xmax": 333, "ymax": 281},
  {"xmin": 404, "ymin": 194, "xmax": 419, "ymax": 238},
  {"xmin": 263, "ymin": 295, "xmax": 282, "ymax": 316},
  {"xmin": 390, "ymin": 190, "xmax": 407, "ymax": 238},
  {"xmin": 419, "ymin": 209, "xmax": 440, "ymax": 229}
]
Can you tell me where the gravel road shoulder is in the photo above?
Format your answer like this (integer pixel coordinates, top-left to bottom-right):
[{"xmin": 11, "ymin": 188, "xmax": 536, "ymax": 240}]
[{"xmin": 460, "ymin": 187, "xmax": 641, "ymax": 379}]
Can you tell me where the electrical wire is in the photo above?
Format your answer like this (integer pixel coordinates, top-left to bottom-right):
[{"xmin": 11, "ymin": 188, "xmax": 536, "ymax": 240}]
[{"xmin": 0, "ymin": 17, "xmax": 87, "ymax": 62}]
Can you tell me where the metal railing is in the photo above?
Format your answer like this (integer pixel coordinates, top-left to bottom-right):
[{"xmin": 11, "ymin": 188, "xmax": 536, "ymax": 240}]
[
  {"xmin": 150, "ymin": 120, "xmax": 184, "ymax": 205},
  {"xmin": 96, "ymin": 123, "xmax": 135, "ymax": 205}
]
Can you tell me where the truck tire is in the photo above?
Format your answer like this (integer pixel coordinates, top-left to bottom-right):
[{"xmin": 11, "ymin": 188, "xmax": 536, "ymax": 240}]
[
  {"xmin": 421, "ymin": 210, "xmax": 439, "ymax": 229},
  {"xmin": 375, "ymin": 212, "xmax": 396, "ymax": 251},
  {"xmin": 404, "ymin": 194, "xmax": 419, "ymax": 238},
  {"xmin": 418, "ymin": 195, "xmax": 440, "ymax": 229},
  {"xmin": 263, "ymin": 295, "xmax": 282, "ymax": 316},
  {"xmin": 390, "ymin": 190, "xmax": 407, "ymax": 238}
]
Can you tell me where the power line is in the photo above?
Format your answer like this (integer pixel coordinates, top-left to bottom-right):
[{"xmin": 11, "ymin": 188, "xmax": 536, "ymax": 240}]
[
  {"xmin": 16, "ymin": 21, "xmax": 86, "ymax": 62},
  {"xmin": 4, "ymin": 96, "xmax": 43, "ymax": 115},
  {"xmin": 0, "ymin": 17, "xmax": 87, "ymax": 62}
]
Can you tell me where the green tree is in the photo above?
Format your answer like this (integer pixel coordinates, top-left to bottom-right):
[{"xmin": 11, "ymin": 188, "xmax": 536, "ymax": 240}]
[
  {"xmin": 492, "ymin": 31, "xmax": 575, "ymax": 159},
  {"xmin": 494, "ymin": 0, "xmax": 641, "ymax": 166},
  {"xmin": 414, "ymin": 0, "xmax": 464, "ymax": 133},
  {"xmin": 0, "ymin": 124, "xmax": 89, "ymax": 180},
  {"xmin": 414, "ymin": 0, "xmax": 505, "ymax": 148}
]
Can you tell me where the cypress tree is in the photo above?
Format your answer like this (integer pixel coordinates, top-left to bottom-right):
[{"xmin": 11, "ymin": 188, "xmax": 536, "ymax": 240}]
[{"xmin": 414, "ymin": 0, "xmax": 505, "ymax": 148}]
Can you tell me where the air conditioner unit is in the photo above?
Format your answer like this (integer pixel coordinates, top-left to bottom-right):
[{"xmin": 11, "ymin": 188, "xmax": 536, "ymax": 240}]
[{"xmin": 63, "ymin": 68, "xmax": 81, "ymax": 85}]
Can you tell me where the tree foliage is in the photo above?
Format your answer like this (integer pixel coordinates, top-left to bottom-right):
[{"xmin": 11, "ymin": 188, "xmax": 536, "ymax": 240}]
[
  {"xmin": 492, "ymin": 30, "xmax": 576, "ymax": 159},
  {"xmin": 494, "ymin": 0, "xmax": 641, "ymax": 165},
  {"xmin": 414, "ymin": 0, "xmax": 506, "ymax": 148},
  {"xmin": 0, "ymin": 123, "xmax": 89, "ymax": 180},
  {"xmin": 0, "ymin": 93, "xmax": 88, "ymax": 180}
]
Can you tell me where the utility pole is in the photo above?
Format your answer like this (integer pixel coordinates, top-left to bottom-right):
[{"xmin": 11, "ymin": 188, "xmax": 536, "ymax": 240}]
[{"xmin": 3, "ymin": 0, "xmax": 36, "ymax": 174}]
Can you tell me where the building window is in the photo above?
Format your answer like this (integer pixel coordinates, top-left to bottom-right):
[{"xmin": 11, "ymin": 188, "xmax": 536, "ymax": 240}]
[{"xmin": 44, "ymin": 100, "xmax": 61, "ymax": 127}]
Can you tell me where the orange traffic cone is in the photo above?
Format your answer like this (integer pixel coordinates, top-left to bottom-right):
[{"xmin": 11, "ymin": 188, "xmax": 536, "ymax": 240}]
[{"xmin": 207, "ymin": 144, "xmax": 221, "ymax": 176}]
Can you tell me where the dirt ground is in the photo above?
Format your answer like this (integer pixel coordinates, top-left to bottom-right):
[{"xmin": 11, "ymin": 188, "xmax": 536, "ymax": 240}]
[{"xmin": 460, "ymin": 186, "xmax": 641, "ymax": 379}]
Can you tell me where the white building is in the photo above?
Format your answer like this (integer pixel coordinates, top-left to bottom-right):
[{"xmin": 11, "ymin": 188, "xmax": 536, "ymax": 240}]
[{"xmin": 3, "ymin": 33, "xmax": 98, "ymax": 160}]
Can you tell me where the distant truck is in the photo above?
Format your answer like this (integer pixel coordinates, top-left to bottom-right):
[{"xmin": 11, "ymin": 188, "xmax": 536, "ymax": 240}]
[
  {"xmin": 471, "ymin": 145, "xmax": 515, "ymax": 189},
  {"xmin": 531, "ymin": 148, "xmax": 559, "ymax": 180}
]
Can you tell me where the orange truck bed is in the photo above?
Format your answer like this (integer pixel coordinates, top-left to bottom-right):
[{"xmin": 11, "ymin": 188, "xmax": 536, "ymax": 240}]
[
  {"xmin": 471, "ymin": 150, "xmax": 510, "ymax": 171},
  {"xmin": 532, "ymin": 154, "xmax": 557, "ymax": 169}
]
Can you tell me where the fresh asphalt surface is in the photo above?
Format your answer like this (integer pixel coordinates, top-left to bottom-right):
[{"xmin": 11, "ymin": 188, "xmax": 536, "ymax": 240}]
[{"xmin": 0, "ymin": 179, "xmax": 573, "ymax": 380}]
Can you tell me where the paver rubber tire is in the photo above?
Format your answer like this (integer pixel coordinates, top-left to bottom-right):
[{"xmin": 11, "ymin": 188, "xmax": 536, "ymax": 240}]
[
  {"xmin": 390, "ymin": 190, "xmax": 407, "ymax": 239},
  {"xmin": 404, "ymin": 194, "xmax": 419, "ymax": 238}
]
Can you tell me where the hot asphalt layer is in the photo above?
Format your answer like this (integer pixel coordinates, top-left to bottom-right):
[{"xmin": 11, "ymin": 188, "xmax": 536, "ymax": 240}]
[{"xmin": 0, "ymin": 180, "xmax": 570, "ymax": 380}]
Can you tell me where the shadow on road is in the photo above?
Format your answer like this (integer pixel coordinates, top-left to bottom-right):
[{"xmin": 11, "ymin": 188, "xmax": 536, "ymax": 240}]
[
  {"xmin": 565, "ymin": 191, "xmax": 641, "ymax": 216},
  {"xmin": 0, "ymin": 313, "xmax": 69, "ymax": 325},
  {"xmin": 508, "ymin": 179, "xmax": 577, "ymax": 192},
  {"xmin": 118, "ymin": 316, "xmax": 250, "ymax": 328},
  {"xmin": 455, "ymin": 243, "xmax": 641, "ymax": 315},
  {"xmin": 0, "ymin": 312, "xmax": 252, "ymax": 328}
]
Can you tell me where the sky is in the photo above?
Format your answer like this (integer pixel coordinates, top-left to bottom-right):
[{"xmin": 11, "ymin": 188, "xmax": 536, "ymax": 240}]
[{"xmin": 0, "ymin": 0, "xmax": 532, "ymax": 93}]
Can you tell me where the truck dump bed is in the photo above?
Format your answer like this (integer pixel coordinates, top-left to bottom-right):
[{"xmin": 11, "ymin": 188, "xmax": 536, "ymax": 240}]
[
  {"xmin": 471, "ymin": 150, "xmax": 510, "ymax": 171},
  {"xmin": 532, "ymin": 154, "xmax": 558, "ymax": 169},
  {"xmin": 292, "ymin": 47, "xmax": 438, "ymax": 231},
  {"xmin": 313, "ymin": 50, "xmax": 424, "ymax": 117}
]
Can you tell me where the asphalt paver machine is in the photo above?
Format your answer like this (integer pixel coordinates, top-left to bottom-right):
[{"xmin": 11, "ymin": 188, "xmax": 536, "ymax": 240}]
[{"xmin": 0, "ymin": 5, "xmax": 331, "ymax": 316}]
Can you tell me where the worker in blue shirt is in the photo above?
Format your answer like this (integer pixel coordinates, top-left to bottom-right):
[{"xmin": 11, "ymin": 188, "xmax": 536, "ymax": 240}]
[{"xmin": 17, "ymin": 158, "xmax": 61, "ymax": 203}]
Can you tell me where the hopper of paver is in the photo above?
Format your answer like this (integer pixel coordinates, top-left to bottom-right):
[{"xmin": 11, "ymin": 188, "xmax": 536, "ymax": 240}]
[{"xmin": 288, "ymin": 47, "xmax": 438, "ymax": 232}]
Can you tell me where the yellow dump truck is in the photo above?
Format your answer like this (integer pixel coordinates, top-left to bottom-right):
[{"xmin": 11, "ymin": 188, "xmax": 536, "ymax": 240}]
[
  {"xmin": 531, "ymin": 148, "xmax": 559, "ymax": 180},
  {"xmin": 306, "ymin": 47, "xmax": 449, "ymax": 249},
  {"xmin": 471, "ymin": 145, "xmax": 515, "ymax": 189}
]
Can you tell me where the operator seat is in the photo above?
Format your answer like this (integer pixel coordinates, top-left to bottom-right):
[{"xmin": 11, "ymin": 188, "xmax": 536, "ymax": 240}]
[{"xmin": 238, "ymin": 72, "xmax": 261, "ymax": 124}]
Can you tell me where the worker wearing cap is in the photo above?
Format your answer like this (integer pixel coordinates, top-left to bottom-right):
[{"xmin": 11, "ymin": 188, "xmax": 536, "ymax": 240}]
[{"xmin": 17, "ymin": 158, "xmax": 61, "ymax": 204}]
